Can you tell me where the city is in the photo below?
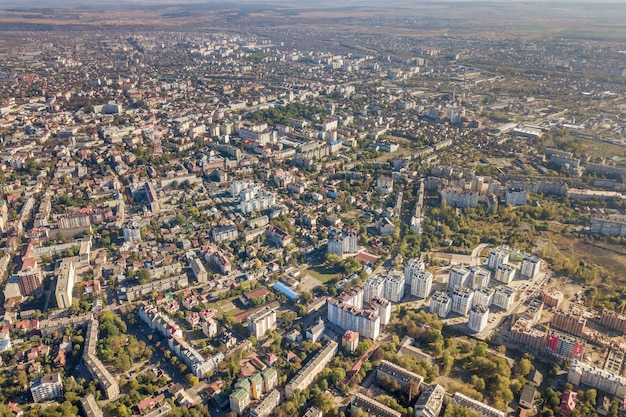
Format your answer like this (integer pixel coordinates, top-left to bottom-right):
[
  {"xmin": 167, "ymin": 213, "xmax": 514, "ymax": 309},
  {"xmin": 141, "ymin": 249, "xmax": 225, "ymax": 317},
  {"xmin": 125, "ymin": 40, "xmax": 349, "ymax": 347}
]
[{"xmin": 0, "ymin": 1, "xmax": 625, "ymax": 417}]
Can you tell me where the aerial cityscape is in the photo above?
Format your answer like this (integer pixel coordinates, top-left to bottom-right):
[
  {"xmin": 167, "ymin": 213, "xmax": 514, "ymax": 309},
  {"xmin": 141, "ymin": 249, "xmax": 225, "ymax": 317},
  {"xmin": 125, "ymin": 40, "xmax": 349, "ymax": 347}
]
[{"xmin": 0, "ymin": 1, "xmax": 625, "ymax": 417}]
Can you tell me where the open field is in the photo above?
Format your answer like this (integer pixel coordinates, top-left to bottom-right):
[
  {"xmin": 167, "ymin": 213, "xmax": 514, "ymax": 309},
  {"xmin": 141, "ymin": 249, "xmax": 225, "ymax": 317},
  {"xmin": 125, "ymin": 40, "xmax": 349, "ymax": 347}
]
[
  {"xmin": 542, "ymin": 231, "xmax": 626, "ymax": 292},
  {"xmin": 304, "ymin": 263, "xmax": 342, "ymax": 283}
]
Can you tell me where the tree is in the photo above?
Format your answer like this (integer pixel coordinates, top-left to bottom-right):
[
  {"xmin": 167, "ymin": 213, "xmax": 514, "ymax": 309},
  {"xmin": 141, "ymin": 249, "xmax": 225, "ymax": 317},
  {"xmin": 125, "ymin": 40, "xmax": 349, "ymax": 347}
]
[
  {"xmin": 137, "ymin": 269, "xmax": 151, "ymax": 284},
  {"xmin": 186, "ymin": 374, "xmax": 199, "ymax": 387},
  {"xmin": 517, "ymin": 358, "xmax": 532, "ymax": 377},
  {"xmin": 314, "ymin": 391, "xmax": 335, "ymax": 414}
]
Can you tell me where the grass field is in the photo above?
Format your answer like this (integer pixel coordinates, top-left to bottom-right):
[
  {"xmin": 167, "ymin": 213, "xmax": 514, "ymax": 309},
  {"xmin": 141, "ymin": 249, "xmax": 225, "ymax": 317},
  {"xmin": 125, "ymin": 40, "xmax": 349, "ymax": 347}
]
[
  {"xmin": 543, "ymin": 231, "xmax": 626, "ymax": 293},
  {"xmin": 305, "ymin": 263, "xmax": 342, "ymax": 283}
]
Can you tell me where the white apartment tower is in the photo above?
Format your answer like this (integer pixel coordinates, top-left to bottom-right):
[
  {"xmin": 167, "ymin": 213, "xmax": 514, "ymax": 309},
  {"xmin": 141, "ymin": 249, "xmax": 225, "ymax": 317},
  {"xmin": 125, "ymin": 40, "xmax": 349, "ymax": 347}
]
[
  {"xmin": 468, "ymin": 304, "xmax": 489, "ymax": 332},
  {"xmin": 451, "ymin": 286, "xmax": 474, "ymax": 316},
  {"xmin": 410, "ymin": 270, "xmax": 433, "ymax": 299}
]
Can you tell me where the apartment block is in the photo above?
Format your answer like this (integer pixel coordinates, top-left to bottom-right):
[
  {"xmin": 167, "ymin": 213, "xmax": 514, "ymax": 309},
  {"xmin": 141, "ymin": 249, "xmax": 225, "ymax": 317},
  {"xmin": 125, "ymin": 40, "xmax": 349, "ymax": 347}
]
[
  {"xmin": 190, "ymin": 258, "xmax": 208, "ymax": 283},
  {"xmin": 248, "ymin": 306, "xmax": 277, "ymax": 338},
  {"xmin": 495, "ymin": 264, "xmax": 516, "ymax": 284},
  {"xmin": 509, "ymin": 318, "xmax": 546, "ymax": 353},
  {"xmin": 448, "ymin": 266, "xmax": 470, "ymax": 290},
  {"xmin": 404, "ymin": 257, "xmax": 425, "ymax": 282},
  {"xmin": 84, "ymin": 319, "xmax": 120, "ymax": 399},
  {"xmin": 468, "ymin": 304, "xmax": 489, "ymax": 332},
  {"xmin": 546, "ymin": 330, "xmax": 585, "ymax": 360},
  {"xmin": 430, "ymin": 291, "xmax": 451, "ymax": 318},
  {"xmin": 521, "ymin": 256, "xmax": 542, "ymax": 279},
  {"xmin": 410, "ymin": 270, "xmax": 433, "ymax": 299},
  {"xmin": 351, "ymin": 393, "xmax": 401, "ymax": 417},
  {"xmin": 285, "ymin": 340, "xmax": 338, "ymax": 398},
  {"xmin": 542, "ymin": 287, "xmax": 564, "ymax": 308},
  {"xmin": 452, "ymin": 392, "xmax": 506, "ymax": 417},
  {"xmin": 469, "ymin": 266, "xmax": 491, "ymax": 289},
  {"xmin": 599, "ymin": 309, "xmax": 626, "ymax": 334},
  {"xmin": 552, "ymin": 308, "xmax": 587, "ymax": 337},
  {"xmin": 376, "ymin": 360, "xmax": 423, "ymax": 391},
  {"xmin": 568, "ymin": 360, "xmax": 626, "ymax": 397},
  {"xmin": 31, "ymin": 373, "xmax": 63, "ymax": 403},
  {"xmin": 250, "ymin": 389, "xmax": 281, "ymax": 417},
  {"xmin": 487, "ymin": 248, "xmax": 509, "ymax": 270},
  {"xmin": 492, "ymin": 286, "xmax": 515, "ymax": 310},
  {"xmin": 451, "ymin": 286, "xmax": 474, "ymax": 316},
  {"xmin": 472, "ymin": 286, "xmax": 494, "ymax": 307},
  {"xmin": 327, "ymin": 229, "xmax": 358, "ymax": 256},
  {"xmin": 55, "ymin": 260, "xmax": 75, "ymax": 309},
  {"xmin": 414, "ymin": 384, "xmax": 446, "ymax": 417}
]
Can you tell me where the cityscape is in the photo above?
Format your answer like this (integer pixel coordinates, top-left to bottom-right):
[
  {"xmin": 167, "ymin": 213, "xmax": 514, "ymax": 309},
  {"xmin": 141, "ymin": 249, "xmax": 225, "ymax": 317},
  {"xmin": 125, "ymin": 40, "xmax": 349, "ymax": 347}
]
[{"xmin": 0, "ymin": 1, "xmax": 625, "ymax": 417}]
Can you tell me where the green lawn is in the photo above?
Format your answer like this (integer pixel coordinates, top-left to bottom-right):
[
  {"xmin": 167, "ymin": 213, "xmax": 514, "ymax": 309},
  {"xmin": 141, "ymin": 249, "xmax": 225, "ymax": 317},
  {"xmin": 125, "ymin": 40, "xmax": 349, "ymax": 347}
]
[{"xmin": 305, "ymin": 264, "xmax": 342, "ymax": 283}]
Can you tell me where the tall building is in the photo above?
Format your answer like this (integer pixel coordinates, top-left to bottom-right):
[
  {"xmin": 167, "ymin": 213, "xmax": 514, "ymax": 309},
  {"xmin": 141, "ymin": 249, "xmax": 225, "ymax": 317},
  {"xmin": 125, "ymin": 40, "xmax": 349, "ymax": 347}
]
[
  {"xmin": 509, "ymin": 318, "xmax": 546, "ymax": 353},
  {"xmin": 469, "ymin": 267, "xmax": 491, "ymax": 289},
  {"xmin": 495, "ymin": 264, "xmax": 516, "ymax": 284},
  {"xmin": 546, "ymin": 330, "xmax": 585, "ymax": 360},
  {"xmin": 492, "ymin": 286, "xmax": 515, "ymax": 310},
  {"xmin": 404, "ymin": 257, "xmax": 425, "ymax": 282},
  {"xmin": 383, "ymin": 271, "xmax": 405, "ymax": 302},
  {"xmin": 473, "ymin": 286, "xmax": 494, "ymax": 307},
  {"xmin": 364, "ymin": 274, "xmax": 386, "ymax": 303},
  {"xmin": 451, "ymin": 286, "xmax": 474, "ymax": 316},
  {"xmin": 430, "ymin": 291, "xmax": 451, "ymax": 318},
  {"xmin": 521, "ymin": 256, "xmax": 542, "ymax": 279},
  {"xmin": 410, "ymin": 270, "xmax": 433, "ymax": 299},
  {"xmin": 327, "ymin": 287, "xmax": 389, "ymax": 339},
  {"xmin": 55, "ymin": 260, "xmax": 75, "ymax": 309},
  {"xmin": 505, "ymin": 187, "xmax": 528, "ymax": 207},
  {"xmin": 18, "ymin": 258, "xmax": 44, "ymax": 297},
  {"xmin": 468, "ymin": 304, "xmax": 489, "ymax": 332},
  {"xmin": 552, "ymin": 308, "xmax": 587, "ymax": 337},
  {"xmin": 487, "ymin": 248, "xmax": 509, "ymax": 270},
  {"xmin": 327, "ymin": 229, "xmax": 358, "ymax": 256},
  {"xmin": 190, "ymin": 258, "xmax": 208, "ymax": 284},
  {"xmin": 448, "ymin": 267, "xmax": 470, "ymax": 290},
  {"xmin": 247, "ymin": 306, "xmax": 277, "ymax": 338},
  {"xmin": 31, "ymin": 373, "xmax": 63, "ymax": 403}
]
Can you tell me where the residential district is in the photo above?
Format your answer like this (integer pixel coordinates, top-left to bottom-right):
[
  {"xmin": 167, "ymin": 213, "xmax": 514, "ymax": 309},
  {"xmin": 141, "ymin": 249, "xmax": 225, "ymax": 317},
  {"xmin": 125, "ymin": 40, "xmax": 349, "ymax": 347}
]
[{"xmin": 0, "ymin": 15, "xmax": 625, "ymax": 417}]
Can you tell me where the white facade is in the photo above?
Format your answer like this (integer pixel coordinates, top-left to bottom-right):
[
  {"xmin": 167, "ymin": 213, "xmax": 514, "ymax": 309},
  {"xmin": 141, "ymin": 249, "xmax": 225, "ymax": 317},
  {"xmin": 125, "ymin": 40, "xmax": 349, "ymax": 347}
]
[
  {"xmin": 472, "ymin": 286, "xmax": 494, "ymax": 307},
  {"xmin": 568, "ymin": 360, "xmax": 626, "ymax": 397},
  {"xmin": 410, "ymin": 270, "xmax": 433, "ymax": 299},
  {"xmin": 469, "ymin": 266, "xmax": 491, "ymax": 289},
  {"xmin": 487, "ymin": 248, "xmax": 509, "ymax": 270},
  {"xmin": 448, "ymin": 266, "xmax": 470, "ymax": 289},
  {"xmin": 430, "ymin": 291, "xmax": 451, "ymax": 318},
  {"xmin": 404, "ymin": 257, "xmax": 425, "ymax": 282},
  {"xmin": 364, "ymin": 274, "xmax": 386, "ymax": 303},
  {"xmin": 383, "ymin": 271, "xmax": 405, "ymax": 302},
  {"xmin": 451, "ymin": 286, "xmax": 474, "ymax": 316},
  {"xmin": 492, "ymin": 286, "xmax": 515, "ymax": 310},
  {"xmin": 31, "ymin": 373, "xmax": 63, "ymax": 403},
  {"xmin": 495, "ymin": 264, "xmax": 516, "ymax": 284},
  {"xmin": 55, "ymin": 260, "xmax": 75, "ymax": 309},
  {"xmin": 521, "ymin": 256, "xmax": 541, "ymax": 279},
  {"xmin": 248, "ymin": 306, "xmax": 277, "ymax": 338},
  {"xmin": 468, "ymin": 304, "xmax": 489, "ymax": 332}
]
